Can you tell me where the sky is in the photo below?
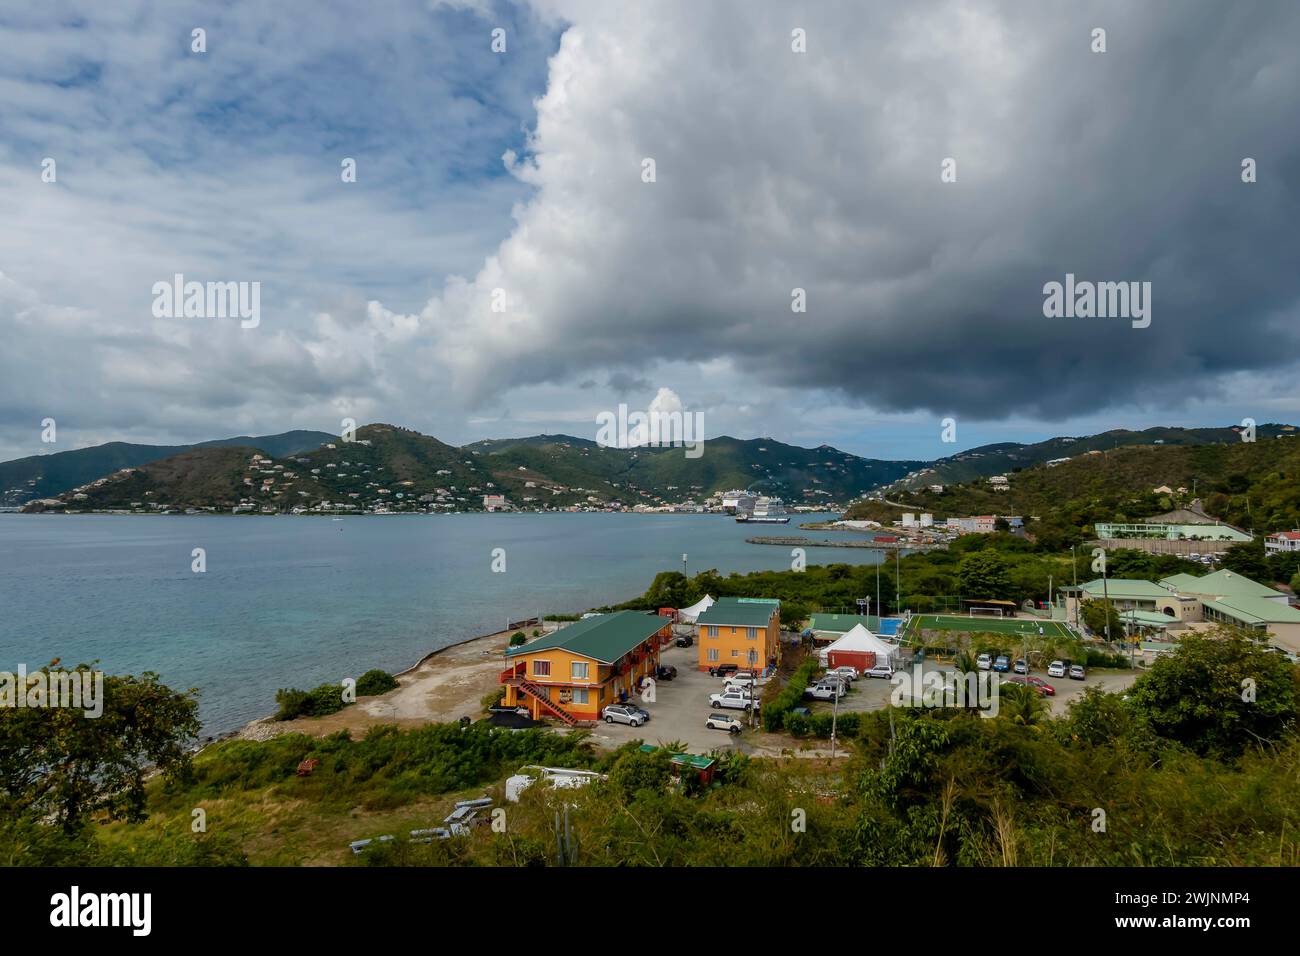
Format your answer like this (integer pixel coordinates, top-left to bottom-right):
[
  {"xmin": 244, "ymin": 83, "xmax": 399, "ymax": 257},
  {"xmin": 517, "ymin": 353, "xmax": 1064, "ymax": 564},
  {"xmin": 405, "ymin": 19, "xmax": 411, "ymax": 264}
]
[{"xmin": 1, "ymin": 0, "xmax": 1298, "ymax": 465}]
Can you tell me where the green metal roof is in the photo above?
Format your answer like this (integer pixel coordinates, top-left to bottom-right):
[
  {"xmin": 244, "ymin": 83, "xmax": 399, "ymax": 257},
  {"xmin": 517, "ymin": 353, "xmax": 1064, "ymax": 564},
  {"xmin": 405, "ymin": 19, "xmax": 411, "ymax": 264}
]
[
  {"xmin": 810, "ymin": 613, "xmax": 878, "ymax": 633},
  {"xmin": 1161, "ymin": 569, "xmax": 1286, "ymax": 601},
  {"xmin": 1158, "ymin": 573, "xmax": 1205, "ymax": 593},
  {"xmin": 638, "ymin": 744, "xmax": 716, "ymax": 770},
  {"xmin": 506, "ymin": 610, "xmax": 665, "ymax": 663},
  {"xmin": 697, "ymin": 596, "xmax": 780, "ymax": 627},
  {"xmin": 1079, "ymin": 578, "xmax": 1176, "ymax": 600},
  {"xmin": 1203, "ymin": 595, "xmax": 1300, "ymax": 626}
]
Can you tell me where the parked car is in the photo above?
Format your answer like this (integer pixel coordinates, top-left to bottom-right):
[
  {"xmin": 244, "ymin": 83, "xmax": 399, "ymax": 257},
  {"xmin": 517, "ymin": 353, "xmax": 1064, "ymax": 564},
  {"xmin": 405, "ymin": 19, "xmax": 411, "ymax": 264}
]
[
  {"xmin": 724, "ymin": 672, "xmax": 770, "ymax": 691},
  {"xmin": 1003, "ymin": 675, "xmax": 1054, "ymax": 697},
  {"xmin": 1023, "ymin": 675, "xmax": 1056, "ymax": 696},
  {"xmin": 656, "ymin": 664, "xmax": 678, "ymax": 681},
  {"xmin": 602, "ymin": 703, "xmax": 649, "ymax": 727},
  {"xmin": 864, "ymin": 663, "xmax": 895, "ymax": 679},
  {"xmin": 993, "ymin": 655, "xmax": 1011, "ymax": 673},
  {"xmin": 805, "ymin": 681, "xmax": 844, "ymax": 701},
  {"xmin": 709, "ymin": 663, "xmax": 740, "ymax": 678},
  {"xmin": 710, "ymin": 689, "xmax": 760, "ymax": 711},
  {"xmin": 1047, "ymin": 660, "xmax": 1066, "ymax": 678},
  {"xmin": 976, "ymin": 653, "xmax": 992, "ymax": 670},
  {"xmin": 675, "ymin": 635, "xmax": 694, "ymax": 648},
  {"xmin": 790, "ymin": 706, "xmax": 812, "ymax": 719},
  {"xmin": 705, "ymin": 713, "xmax": 744, "ymax": 734},
  {"xmin": 828, "ymin": 665, "xmax": 859, "ymax": 682},
  {"xmin": 1069, "ymin": 664, "xmax": 1086, "ymax": 681},
  {"xmin": 1012, "ymin": 658, "xmax": 1028, "ymax": 674},
  {"xmin": 820, "ymin": 675, "xmax": 853, "ymax": 693}
]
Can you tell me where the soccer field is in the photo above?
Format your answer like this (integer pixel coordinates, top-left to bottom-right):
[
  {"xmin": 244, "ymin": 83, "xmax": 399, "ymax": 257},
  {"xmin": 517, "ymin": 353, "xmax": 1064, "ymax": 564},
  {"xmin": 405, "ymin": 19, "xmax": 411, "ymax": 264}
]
[{"xmin": 904, "ymin": 614, "xmax": 1074, "ymax": 640}]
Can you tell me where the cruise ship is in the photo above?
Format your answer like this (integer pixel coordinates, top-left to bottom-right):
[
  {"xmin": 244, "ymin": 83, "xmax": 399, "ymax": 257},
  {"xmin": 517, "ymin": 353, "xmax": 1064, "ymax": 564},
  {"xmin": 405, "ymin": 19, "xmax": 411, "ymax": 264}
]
[{"xmin": 735, "ymin": 496, "xmax": 789, "ymax": 523}]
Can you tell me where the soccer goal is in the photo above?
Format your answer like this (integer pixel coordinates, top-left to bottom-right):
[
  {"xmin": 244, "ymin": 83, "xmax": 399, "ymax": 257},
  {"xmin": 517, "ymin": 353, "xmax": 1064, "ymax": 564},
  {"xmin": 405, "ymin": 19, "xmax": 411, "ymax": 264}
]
[{"xmin": 968, "ymin": 607, "xmax": 1005, "ymax": 619}]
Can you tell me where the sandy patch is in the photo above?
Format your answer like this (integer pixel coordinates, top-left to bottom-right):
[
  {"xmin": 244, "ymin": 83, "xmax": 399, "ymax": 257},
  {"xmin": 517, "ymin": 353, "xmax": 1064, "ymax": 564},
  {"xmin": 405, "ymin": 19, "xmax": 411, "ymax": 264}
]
[{"xmin": 237, "ymin": 628, "xmax": 526, "ymax": 742}]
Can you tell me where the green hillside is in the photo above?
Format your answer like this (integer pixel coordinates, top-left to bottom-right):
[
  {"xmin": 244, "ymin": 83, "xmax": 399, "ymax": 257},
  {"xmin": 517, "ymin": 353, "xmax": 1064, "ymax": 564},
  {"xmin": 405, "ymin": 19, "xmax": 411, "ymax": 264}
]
[
  {"xmin": 900, "ymin": 424, "xmax": 1299, "ymax": 489},
  {"xmin": 850, "ymin": 435, "xmax": 1300, "ymax": 548},
  {"xmin": 0, "ymin": 430, "xmax": 335, "ymax": 506},
  {"xmin": 471, "ymin": 434, "xmax": 922, "ymax": 505}
]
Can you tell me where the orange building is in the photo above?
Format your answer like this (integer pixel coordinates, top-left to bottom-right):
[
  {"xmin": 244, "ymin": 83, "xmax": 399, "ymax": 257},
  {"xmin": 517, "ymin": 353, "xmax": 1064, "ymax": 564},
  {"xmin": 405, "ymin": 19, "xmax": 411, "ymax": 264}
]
[
  {"xmin": 695, "ymin": 597, "xmax": 782, "ymax": 672},
  {"xmin": 500, "ymin": 611, "xmax": 668, "ymax": 725}
]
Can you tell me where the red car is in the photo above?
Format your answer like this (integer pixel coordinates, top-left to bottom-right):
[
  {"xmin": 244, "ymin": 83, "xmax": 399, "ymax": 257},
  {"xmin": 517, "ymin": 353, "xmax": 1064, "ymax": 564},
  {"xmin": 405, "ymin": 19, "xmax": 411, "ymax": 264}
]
[{"xmin": 1004, "ymin": 675, "xmax": 1056, "ymax": 697}]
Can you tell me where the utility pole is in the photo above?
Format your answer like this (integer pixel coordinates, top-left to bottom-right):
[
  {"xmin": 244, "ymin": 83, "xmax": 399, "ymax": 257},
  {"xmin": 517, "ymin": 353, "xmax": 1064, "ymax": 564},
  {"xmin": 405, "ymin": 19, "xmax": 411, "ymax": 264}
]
[
  {"xmin": 747, "ymin": 648, "xmax": 758, "ymax": 729},
  {"xmin": 1071, "ymin": 545, "xmax": 1080, "ymax": 631},
  {"xmin": 875, "ymin": 560, "xmax": 881, "ymax": 622},
  {"xmin": 894, "ymin": 546, "xmax": 904, "ymax": 613},
  {"xmin": 682, "ymin": 553, "xmax": 687, "ymax": 577},
  {"xmin": 829, "ymin": 681, "xmax": 841, "ymax": 759},
  {"xmin": 1101, "ymin": 555, "xmax": 1113, "ymax": 646}
]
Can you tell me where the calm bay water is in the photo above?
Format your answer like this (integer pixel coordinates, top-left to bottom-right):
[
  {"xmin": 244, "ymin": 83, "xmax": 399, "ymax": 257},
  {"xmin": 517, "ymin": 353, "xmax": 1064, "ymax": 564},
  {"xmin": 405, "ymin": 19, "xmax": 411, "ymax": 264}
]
[{"xmin": 0, "ymin": 512, "xmax": 884, "ymax": 734}]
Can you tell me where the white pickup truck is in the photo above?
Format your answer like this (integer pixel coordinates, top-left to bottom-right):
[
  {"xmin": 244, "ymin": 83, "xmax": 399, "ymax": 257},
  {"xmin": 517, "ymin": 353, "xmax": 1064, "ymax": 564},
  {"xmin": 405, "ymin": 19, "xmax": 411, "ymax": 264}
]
[
  {"xmin": 805, "ymin": 679, "xmax": 847, "ymax": 701},
  {"xmin": 709, "ymin": 688, "xmax": 760, "ymax": 711}
]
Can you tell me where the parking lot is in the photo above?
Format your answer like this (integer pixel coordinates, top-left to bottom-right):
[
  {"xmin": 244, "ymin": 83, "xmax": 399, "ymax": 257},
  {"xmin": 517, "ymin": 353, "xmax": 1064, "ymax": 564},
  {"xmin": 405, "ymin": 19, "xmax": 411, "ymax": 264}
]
[
  {"xmin": 584, "ymin": 643, "xmax": 1141, "ymax": 754},
  {"xmin": 586, "ymin": 639, "xmax": 764, "ymax": 754},
  {"xmin": 822, "ymin": 659, "xmax": 1139, "ymax": 717}
]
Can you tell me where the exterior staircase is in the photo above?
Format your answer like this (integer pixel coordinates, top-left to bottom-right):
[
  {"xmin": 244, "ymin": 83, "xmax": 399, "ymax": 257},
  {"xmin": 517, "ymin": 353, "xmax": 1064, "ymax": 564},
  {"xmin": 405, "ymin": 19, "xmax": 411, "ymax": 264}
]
[{"xmin": 500, "ymin": 666, "xmax": 589, "ymax": 726}]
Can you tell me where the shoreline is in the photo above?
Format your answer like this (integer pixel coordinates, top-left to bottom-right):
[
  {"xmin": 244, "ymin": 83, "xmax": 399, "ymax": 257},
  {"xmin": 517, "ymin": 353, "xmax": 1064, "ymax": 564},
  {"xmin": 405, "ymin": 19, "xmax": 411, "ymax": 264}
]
[{"xmin": 227, "ymin": 620, "xmax": 559, "ymax": 744}]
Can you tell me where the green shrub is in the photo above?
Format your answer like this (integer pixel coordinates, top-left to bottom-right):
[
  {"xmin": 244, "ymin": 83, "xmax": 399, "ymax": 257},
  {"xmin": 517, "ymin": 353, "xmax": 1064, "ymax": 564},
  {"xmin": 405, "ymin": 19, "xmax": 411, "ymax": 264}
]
[
  {"xmin": 509, "ymin": 631, "xmax": 527, "ymax": 646},
  {"xmin": 274, "ymin": 688, "xmax": 312, "ymax": 721},
  {"xmin": 809, "ymin": 711, "xmax": 860, "ymax": 738},
  {"xmin": 1083, "ymin": 650, "xmax": 1131, "ymax": 668},
  {"xmin": 785, "ymin": 712, "xmax": 811, "ymax": 737},
  {"xmin": 355, "ymin": 669, "xmax": 399, "ymax": 697},
  {"xmin": 274, "ymin": 683, "xmax": 349, "ymax": 720},
  {"xmin": 763, "ymin": 659, "xmax": 819, "ymax": 731}
]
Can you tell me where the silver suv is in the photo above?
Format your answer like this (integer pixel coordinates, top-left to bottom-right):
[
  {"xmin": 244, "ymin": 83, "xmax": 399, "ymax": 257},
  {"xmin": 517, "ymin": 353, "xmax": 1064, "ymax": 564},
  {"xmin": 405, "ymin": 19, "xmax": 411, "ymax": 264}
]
[{"xmin": 602, "ymin": 703, "xmax": 650, "ymax": 727}]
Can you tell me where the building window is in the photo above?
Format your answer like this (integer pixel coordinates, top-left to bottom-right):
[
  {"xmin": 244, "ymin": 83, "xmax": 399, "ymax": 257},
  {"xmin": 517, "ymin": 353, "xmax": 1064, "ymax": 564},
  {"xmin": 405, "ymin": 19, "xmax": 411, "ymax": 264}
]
[
  {"xmin": 747, "ymin": 627, "xmax": 758, "ymax": 640},
  {"xmin": 707, "ymin": 649, "xmax": 719, "ymax": 662},
  {"xmin": 533, "ymin": 659, "xmax": 551, "ymax": 677},
  {"xmin": 572, "ymin": 688, "xmax": 589, "ymax": 705},
  {"xmin": 706, "ymin": 625, "xmax": 718, "ymax": 638},
  {"xmin": 731, "ymin": 649, "xmax": 739, "ymax": 657},
  {"xmin": 571, "ymin": 661, "xmax": 589, "ymax": 680}
]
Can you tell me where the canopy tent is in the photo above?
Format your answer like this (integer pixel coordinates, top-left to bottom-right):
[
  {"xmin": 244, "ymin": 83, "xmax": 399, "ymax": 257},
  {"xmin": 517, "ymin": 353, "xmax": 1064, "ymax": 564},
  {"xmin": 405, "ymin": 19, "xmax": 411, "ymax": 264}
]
[
  {"xmin": 818, "ymin": 623, "xmax": 898, "ymax": 668},
  {"xmin": 677, "ymin": 595, "xmax": 715, "ymax": 623}
]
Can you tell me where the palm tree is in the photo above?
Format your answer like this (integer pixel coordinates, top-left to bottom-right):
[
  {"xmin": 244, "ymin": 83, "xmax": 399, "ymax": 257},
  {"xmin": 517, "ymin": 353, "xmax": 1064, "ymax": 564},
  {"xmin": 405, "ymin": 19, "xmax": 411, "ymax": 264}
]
[
  {"xmin": 997, "ymin": 681, "xmax": 1047, "ymax": 726},
  {"xmin": 952, "ymin": 651, "xmax": 980, "ymax": 710}
]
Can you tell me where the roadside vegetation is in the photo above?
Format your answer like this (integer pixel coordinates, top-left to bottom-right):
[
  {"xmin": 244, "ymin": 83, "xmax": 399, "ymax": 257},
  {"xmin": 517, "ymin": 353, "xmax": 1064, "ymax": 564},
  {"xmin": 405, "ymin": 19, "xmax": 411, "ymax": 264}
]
[
  {"xmin": 617, "ymin": 535, "xmax": 1206, "ymax": 618},
  {"xmin": 4, "ymin": 632, "xmax": 1296, "ymax": 867}
]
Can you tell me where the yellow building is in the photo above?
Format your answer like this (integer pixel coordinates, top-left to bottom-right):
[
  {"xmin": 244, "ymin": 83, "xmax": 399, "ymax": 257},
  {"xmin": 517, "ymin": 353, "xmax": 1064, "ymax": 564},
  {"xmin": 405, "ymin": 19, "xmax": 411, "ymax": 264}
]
[
  {"xmin": 695, "ymin": 597, "xmax": 782, "ymax": 672},
  {"xmin": 500, "ymin": 611, "xmax": 669, "ymax": 725}
]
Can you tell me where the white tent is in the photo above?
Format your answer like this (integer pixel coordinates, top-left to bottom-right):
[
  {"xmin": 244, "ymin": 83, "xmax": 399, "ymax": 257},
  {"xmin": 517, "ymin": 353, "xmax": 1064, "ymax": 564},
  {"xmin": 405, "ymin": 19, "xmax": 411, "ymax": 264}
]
[
  {"xmin": 677, "ymin": 594, "xmax": 715, "ymax": 623},
  {"xmin": 818, "ymin": 623, "xmax": 897, "ymax": 667}
]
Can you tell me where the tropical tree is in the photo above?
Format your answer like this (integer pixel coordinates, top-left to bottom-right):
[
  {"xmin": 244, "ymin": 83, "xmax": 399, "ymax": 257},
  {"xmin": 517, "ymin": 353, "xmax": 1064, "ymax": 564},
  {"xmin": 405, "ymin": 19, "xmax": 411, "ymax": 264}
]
[
  {"xmin": 996, "ymin": 681, "xmax": 1047, "ymax": 726},
  {"xmin": 1126, "ymin": 630, "xmax": 1299, "ymax": 756},
  {"xmin": 957, "ymin": 549, "xmax": 1011, "ymax": 600},
  {"xmin": 0, "ymin": 667, "xmax": 200, "ymax": 831}
]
